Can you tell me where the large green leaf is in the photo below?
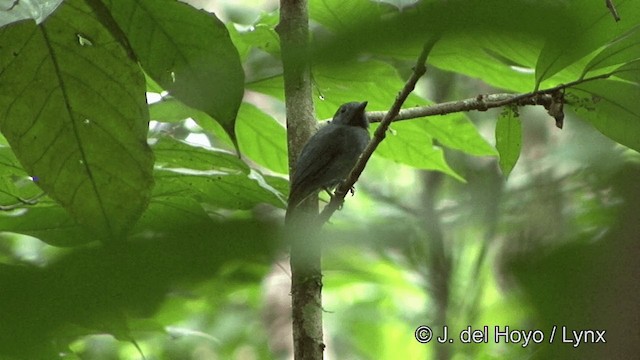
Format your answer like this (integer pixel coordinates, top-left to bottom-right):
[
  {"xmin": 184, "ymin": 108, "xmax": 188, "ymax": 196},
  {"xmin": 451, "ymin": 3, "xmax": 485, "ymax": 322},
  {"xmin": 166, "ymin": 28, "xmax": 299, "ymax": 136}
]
[
  {"xmin": 236, "ymin": 103, "xmax": 288, "ymax": 174},
  {"xmin": 582, "ymin": 25, "xmax": 640, "ymax": 77},
  {"xmin": 309, "ymin": 0, "xmax": 388, "ymax": 32},
  {"xmin": 148, "ymin": 97, "xmax": 233, "ymax": 148},
  {"xmin": 307, "ymin": 0, "xmax": 640, "ymax": 97},
  {"xmin": 231, "ymin": 10, "xmax": 280, "ymax": 59},
  {"xmin": 374, "ymin": 121, "xmax": 463, "ymax": 181},
  {"xmin": 612, "ymin": 59, "xmax": 640, "ymax": 83},
  {"xmin": 153, "ymin": 168, "xmax": 285, "ymax": 210},
  {"xmin": 308, "ymin": 0, "xmax": 577, "ymax": 90},
  {"xmin": 0, "ymin": 0, "xmax": 154, "ymax": 241},
  {"xmin": 311, "ymin": 61, "xmax": 426, "ymax": 119},
  {"xmin": 249, "ymin": 60, "xmax": 423, "ymax": 115},
  {"xmin": 535, "ymin": 0, "xmax": 640, "ymax": 87},
  {"xmin": 153, "ymin": 136, "xmax": 247, "ymax": 173},
  {"xmin": 0, "ymin": 142, "xmax": 99, "ymax": 248},
  {"xmin": 151, "ymin": 137, "xmax": 285, "ymax": 209},
  {"xmin": 149, "ymin": 99, "xmax": 288, "ymax": 174},
  {"xmin": 101, "ymin": 0, "xmax": 245, "ymax": 149},
  {"xmin": 0, "ymin": 217, "xmax": 278, "ymax": 359},
  {"xmin": 0, "ymin": 145, "xmax": 24, "ymax": 176},
  {"xmin": 421, "ymin": 114, "xmax": 497, "ymax": 157},
  {"xmin": 0, "ymin": 146, "xmax": 41, "ymax": 204},
  {"xmin": 0, "ymin": 205, "xmax": 94, "ymax": 247},
  {"xmin": 429, "ymin": 33, "xmax": 540, "ymax": 93},
  {"xmin": 569, "ymin": 80, "xmax": 640, "ymax": 152}
]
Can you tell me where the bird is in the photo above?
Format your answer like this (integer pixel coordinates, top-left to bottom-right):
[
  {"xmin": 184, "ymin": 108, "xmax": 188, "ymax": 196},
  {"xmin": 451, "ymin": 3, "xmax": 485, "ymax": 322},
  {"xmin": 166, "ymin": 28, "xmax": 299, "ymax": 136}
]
[{"xmin": 286, "ymin": 101, "xmax": 370, "ymax": 223}]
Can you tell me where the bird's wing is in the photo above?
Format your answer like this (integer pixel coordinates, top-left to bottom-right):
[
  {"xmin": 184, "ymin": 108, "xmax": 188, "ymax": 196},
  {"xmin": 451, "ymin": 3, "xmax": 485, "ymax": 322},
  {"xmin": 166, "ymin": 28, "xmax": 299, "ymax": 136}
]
[{"xmin": 288, "ymin": 125, "xmax": 349, "ymax": 207}]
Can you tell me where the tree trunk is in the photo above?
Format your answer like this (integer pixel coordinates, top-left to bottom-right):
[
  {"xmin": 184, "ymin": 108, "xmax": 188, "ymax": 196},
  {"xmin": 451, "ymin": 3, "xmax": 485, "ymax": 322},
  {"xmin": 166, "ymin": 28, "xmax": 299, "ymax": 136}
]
[{"xmin": 277, "ymin": 1, "xmax": 324, "ymax": 359}]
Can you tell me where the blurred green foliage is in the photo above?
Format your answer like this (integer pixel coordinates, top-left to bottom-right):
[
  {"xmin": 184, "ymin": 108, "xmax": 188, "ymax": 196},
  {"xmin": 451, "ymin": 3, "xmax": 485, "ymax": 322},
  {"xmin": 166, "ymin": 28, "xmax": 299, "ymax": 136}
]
[{"xmin": 0, "ymin": 0, "xmax": 638, "ymax": 359}]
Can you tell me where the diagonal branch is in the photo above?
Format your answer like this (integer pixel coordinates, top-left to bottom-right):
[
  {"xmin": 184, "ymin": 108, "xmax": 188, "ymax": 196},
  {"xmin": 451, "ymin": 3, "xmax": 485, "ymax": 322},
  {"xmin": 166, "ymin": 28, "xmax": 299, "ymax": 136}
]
[
  {"xmin": 606, "ymin": 0, "xmax": 621, "ymax": 22},
  {"xmin": 316, "ymin": 37, "xmax": 439, "ymax": 225},
  {"xmin": 315, "ymin": 57, "xmax": 613, "ymax": 226}
]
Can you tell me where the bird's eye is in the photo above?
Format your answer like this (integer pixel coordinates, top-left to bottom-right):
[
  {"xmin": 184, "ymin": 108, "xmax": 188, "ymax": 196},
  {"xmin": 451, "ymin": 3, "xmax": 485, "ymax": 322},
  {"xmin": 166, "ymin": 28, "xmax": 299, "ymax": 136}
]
[{"xmin": 340, "ymin": 106, "xmax": 347, "ymax": 113}]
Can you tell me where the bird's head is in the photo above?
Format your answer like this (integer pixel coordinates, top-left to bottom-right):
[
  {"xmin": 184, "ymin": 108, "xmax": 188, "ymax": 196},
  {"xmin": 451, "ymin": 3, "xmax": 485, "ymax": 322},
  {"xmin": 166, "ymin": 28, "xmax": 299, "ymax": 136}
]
[{"xmin": 331, "ymin": 101, "xmax": 368, "ymax": 129}]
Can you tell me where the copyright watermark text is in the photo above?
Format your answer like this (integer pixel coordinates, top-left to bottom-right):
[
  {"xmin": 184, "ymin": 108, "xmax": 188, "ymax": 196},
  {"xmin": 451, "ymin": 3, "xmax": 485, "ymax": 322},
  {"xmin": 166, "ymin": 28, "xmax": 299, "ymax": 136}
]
[{"xmin": 414, "ymin": 325, "xmax": 606, "ymax": 348}]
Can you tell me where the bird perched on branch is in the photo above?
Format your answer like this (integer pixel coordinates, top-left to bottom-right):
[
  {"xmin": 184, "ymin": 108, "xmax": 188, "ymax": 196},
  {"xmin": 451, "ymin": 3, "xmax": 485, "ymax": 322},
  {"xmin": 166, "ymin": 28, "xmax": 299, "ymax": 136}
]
[{"xmin": 285, "ymin": 101, "xmax": 370, "ymax": 223}]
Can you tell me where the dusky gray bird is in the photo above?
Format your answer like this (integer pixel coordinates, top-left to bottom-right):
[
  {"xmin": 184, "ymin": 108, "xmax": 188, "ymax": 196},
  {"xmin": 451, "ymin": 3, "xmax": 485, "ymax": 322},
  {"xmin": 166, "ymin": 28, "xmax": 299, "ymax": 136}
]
[{"xmin": 286, "ymin": 101, "xmax": 370, "ymax": 222}]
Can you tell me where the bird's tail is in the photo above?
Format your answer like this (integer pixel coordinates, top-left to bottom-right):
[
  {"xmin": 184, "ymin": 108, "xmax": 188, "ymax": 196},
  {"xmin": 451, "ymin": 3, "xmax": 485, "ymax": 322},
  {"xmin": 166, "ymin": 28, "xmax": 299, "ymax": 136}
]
[{"xmin": 284, "ymin": 190, "xmax": 315, "ymax": 225}]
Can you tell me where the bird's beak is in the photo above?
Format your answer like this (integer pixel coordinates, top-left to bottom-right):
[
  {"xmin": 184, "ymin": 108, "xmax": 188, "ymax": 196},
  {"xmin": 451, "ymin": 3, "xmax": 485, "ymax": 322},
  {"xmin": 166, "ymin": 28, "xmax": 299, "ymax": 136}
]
[{"xmin": 357, "ymin": 101, "xmax": 368, "ymax": 113}]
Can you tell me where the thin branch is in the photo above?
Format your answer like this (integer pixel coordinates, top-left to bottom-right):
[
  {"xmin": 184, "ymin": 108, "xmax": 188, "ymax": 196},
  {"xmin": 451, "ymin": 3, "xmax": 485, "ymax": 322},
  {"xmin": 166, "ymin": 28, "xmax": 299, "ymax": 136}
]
[
  {"xmin": 315, "ymin": 67, "xmax": 612, "ymax": 226},
  {"xmin": 366, "ymin": 93, "xmax": 553, "ymax": 122},
  {"xmin": 606, "ymin": 0, "xmax": 621, "ymax": 22},
  {"xmin": 363, "ymin": 72, "xmax": 611, "ymax": 123},
  {"xmin": 316, "ymin": 37, "xmax": 439, "ymax": 225}
]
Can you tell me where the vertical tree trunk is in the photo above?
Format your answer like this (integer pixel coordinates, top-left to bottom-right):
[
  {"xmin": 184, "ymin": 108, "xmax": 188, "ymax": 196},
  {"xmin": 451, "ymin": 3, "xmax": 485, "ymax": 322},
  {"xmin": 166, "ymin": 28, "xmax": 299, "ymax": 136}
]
[{"xmin": 277, "ymin": 1, "xmax": 324, "ymax": 359}]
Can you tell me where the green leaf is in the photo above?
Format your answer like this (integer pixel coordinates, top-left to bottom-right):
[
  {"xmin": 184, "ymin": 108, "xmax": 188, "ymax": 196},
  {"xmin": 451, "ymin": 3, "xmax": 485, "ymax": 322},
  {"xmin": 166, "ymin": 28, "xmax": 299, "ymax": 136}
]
[
  {"xmin": 0, "ymin": 147, "xmax": 42, "ymax": 213},
  {"xmin": 102, "ymin": 0, "xmax": 245, "ymax": 149},
  {"xmin": 315, "ymin": 61, "xmax": 426, "ymax": 118},
  {"xmin": 421, "ymin": 114, "xmax": 497, "ymax": 157},
  {"xmin": 0, "ymin": 146, "xmax": 25, "ymax": 176},
  {"xmin": 149, "ymin": 98, "xmax": 208, "ymax": 124},
  {"xmin": 0, "ymin": 177, "xmax": 20, "ymax": 206},
  {"xmin": 226, "ymin": 24, "xmax": 251, "ymax": 61},
  {"xmin": 153, "ymin": 168, "xmax": 285, "ymax": 210},
  {"xmin": 429, "ymin": 34, "xmax": 540, "ymax": 93},
  {"xmin": 152, "ymin": 136, "xmax": 248, "ymax": 173},
  {"xmin": 144, "ymin": 71, "xmax": 165, "ymax": 93},
  {"xmin": 569, "ymin": 80, "xmax": 640, "ymax": 152},
  {"xmin": 149, "ymin": 136, "xmax": 287, "ymax": 209},
  {"xmin": 495, "ymin": 107, "xmax": 522, "ymax": 177},
  {"xmin": 0, "ymin": 180, "xmax": 42, "ymax": 214},
  {"xmin": 308, "ymin": 0, "xmax": 581, "ymax": 90},
  {"xmin": 149, "ymin": 97, "xmax": 233, "ymax": 148},
  {"xmin": 0, "ymin": 205, "xmax": 94, "ymax": 247},
  {"xmin": 249, "ymin": 59, "xmax": 424, "ymax": 116},
  {"xmin": 308, "ymin": 0, "xmax": 639, "ymax": 94},
  {"xmin": 374, "ymin": 121, "xmax": 464, "ymax": 181},
  {"xmin": 536, "ymin": 0, "xmax": 640, "ymax": 87},
  {"xmin": 459, "ymin": 36, "xmax": 540, "ymax": 88},
  {"xmin": 232, "ymin": 11, "xmax": 280, "ymax": 58},
  {"xmin": 310, "ymin": 0, "xmax": 388, "ymax": 31},
  {"xmin": 582, "ymin": 25, "xmax": 640, "ymax": 77},
  {"xmin": 612, "ymin": 59, "xmax": 640, "ymax": 83},
  {"xmin": 237, "ymin": 103, "xmax": 288, "ymax": 174},
  {"xmin": 134, "ymin": 196, "xmax": 221, "ymax": 236},
  {"xmin": 0, "ymin": 0, "xmax": 154, "ymax": 241},
  {"xmin": 0, "ymin": 217, "xmax": 277, "ymax": 358}
]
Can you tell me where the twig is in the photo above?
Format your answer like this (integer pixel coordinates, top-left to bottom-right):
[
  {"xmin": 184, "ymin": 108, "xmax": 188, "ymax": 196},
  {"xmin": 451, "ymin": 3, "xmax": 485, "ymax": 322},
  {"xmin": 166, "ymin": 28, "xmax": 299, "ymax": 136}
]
[
  {"xmin": 315, "ymin": 64, "xmax": 612, "ymax": 226},
  {"xmin": 365, "ymin": 93, "xmax": 554, "ymax": 123},
  {"xmin": 361, "ymin": 72, "xmax": 611, "ymax": 124},
  {"xmin": 316, "ymin": 37, "xmax": 439, "ymax": 225},
  {"xmin": 606, "ymin": 0, "xmax": 621, "ymax": 22}
]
